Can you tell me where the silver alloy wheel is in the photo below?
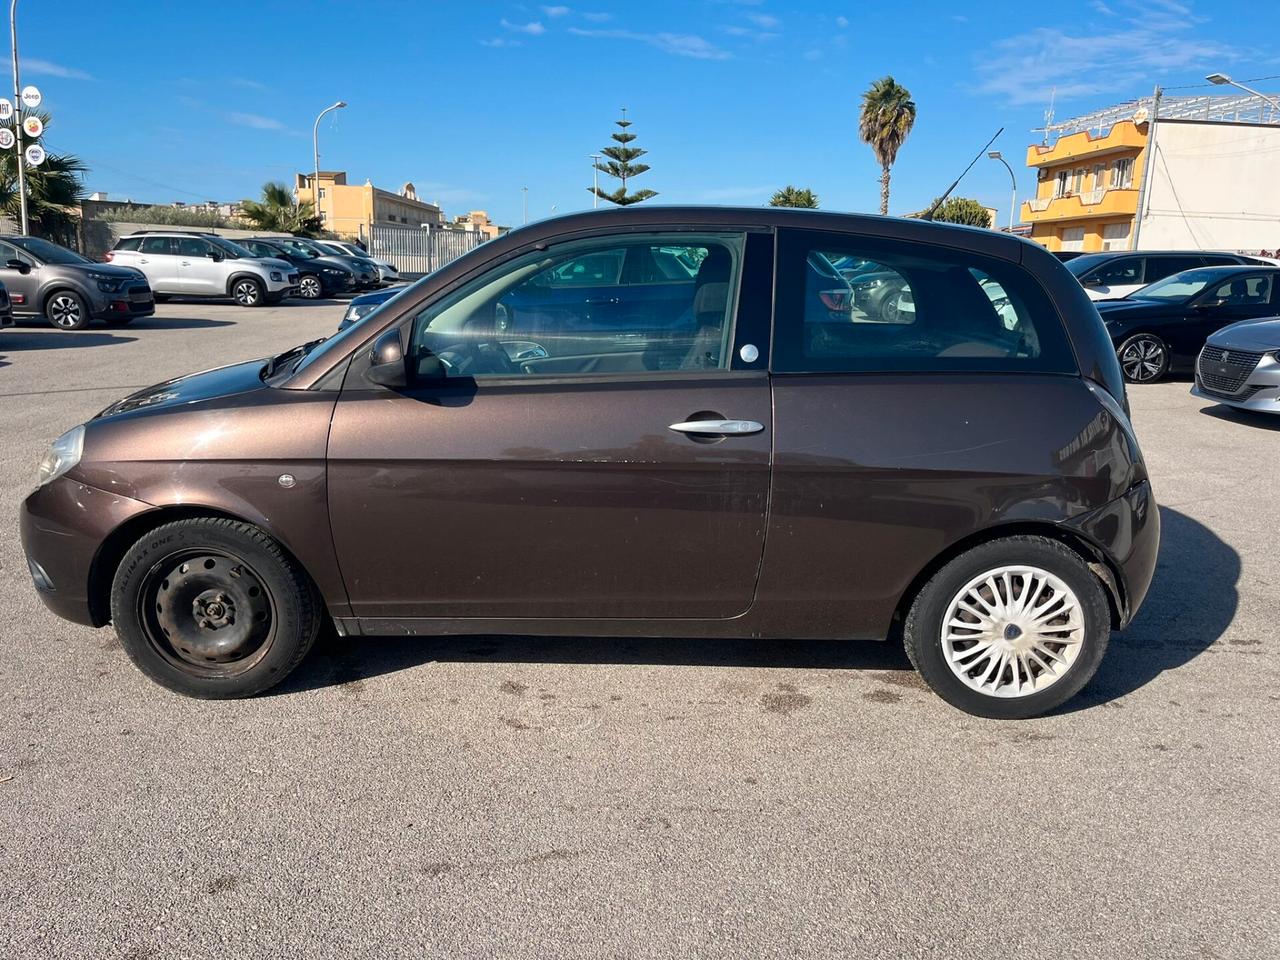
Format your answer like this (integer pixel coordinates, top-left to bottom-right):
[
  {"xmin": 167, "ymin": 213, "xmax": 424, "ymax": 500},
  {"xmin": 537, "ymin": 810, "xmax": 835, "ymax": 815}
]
[
  {"xmin": 233, "ymin": 279, "xmax": 261, "ymax": 306},
  {"xmin": 1120, "ymin": 336, "xmax": 1166, "ymax": 382},
  {"xmin": 48, "ymin": 293, "xmax": 84, "ymax": 328},
  {"xmin": 940, "ymin": 565, "xmax": 1085, "ymax": 699},
  {"xmin": 299, "ymin": 276, "xmax": 322, "ymax": 299}
]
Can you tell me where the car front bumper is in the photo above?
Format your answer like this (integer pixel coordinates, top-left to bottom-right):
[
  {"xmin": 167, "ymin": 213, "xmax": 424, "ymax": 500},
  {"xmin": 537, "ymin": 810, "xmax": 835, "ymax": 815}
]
[
  {"xmin": 20, "ymin": 476, "xmax": 155, "ymax": 627},
  {"xmin": 1191, "ymin": 350, "xmax": 1280, "ymax": 414}
]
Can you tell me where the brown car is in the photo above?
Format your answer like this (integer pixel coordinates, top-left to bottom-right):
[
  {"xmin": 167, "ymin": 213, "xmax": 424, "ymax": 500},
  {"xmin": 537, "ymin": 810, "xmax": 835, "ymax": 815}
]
[{"xmin": 20, "ymin": 207, "xmax": 1159, "ymax": 718}]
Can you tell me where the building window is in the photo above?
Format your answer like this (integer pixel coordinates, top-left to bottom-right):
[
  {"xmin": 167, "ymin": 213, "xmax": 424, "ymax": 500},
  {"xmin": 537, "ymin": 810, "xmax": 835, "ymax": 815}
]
[
  {"xmin": 1091, "ymin": 164, "xmax": 1106, "ymax": 190},
  {"xmin": 1054, "ymin": 170, "xmax": 1070, "ymax": 198},
  {"xmin": 318, "ymin": 187, "xmax": 327, "ymax": 199},
  {"xmin": 1070, "ymin": 168, "xmax": 1084, "ymax": 194},
  {"xmin": 1101, "ymin": 222, "xmax": 1131, "ymax": 251},
  {"xmin": 1060, "ymin": 227, "xmax": 1085, "ymax": 252},
  {"xmin": 1113, "ymin": 157, "xmax": 1134, "ymax": 189}
]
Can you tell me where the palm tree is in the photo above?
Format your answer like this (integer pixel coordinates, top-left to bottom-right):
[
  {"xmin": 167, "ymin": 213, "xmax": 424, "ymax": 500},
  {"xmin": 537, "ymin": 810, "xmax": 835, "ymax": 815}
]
[
  {"xmin": 239, "ymin": 181, "xmax": 322, "ymax": 235},
  {"xmin": 769, "ymin": 186, "xmax": 819, "ymax": 208},
  {"xmin": 858, "ymin": 76, "xmax": 916, "ymax": 216},
  {"xmin": 0, "ymin": 113, "xmax": 86, "ymax": 241}
]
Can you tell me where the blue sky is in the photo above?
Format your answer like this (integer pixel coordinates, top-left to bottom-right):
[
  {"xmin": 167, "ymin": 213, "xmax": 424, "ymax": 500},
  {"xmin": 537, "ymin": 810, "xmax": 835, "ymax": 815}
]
[{"xmin": 18, "ymin": 0, "xmax": 1280, "ymax": 228}]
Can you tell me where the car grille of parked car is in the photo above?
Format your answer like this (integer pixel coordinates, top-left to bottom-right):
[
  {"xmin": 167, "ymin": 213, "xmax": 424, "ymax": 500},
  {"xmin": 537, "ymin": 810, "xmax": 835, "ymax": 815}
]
[{"xmin": 1197, "ymin": 346, "xmax": 1263, "ymax": 395}]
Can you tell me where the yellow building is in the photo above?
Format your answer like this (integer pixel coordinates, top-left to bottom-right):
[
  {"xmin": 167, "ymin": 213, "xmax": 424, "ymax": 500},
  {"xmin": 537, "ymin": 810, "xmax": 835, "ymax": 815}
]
[
  {"xmin": 1022, "ymin": 118, "xmax": 1147, "ymax": 253},
  {"xmin": 295, "ymin": 172, "xmax": 445, "ymax": 240}
]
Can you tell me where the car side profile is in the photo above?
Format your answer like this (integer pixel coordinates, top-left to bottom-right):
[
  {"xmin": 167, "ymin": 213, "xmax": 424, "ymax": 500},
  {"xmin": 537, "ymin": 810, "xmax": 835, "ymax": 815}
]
[
  {"xmin": 0, "ymin": 235, "xmax": 154, "ymax": 329},
  {"xmin": 1066, "ymin": 250, "xmax": 1259, "ymax": 301},
  {"xmin": 237, "ymin": 237, "xmax": 356, "ymax": 300},
  {"xmin": 108, "ymin": 232, "xmax": 300, "ymax": 307},
  {"xmin": 1096, "ymin": 265, "xmax": 1280, "ymax": 382},
  {"xmin": 20, "ymin": 207, "xmax": 1159, "ymax": 719}
]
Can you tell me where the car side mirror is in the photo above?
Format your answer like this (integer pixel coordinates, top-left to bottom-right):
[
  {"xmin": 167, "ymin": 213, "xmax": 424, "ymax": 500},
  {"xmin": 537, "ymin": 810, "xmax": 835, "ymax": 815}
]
[
  {"xmin": 207, "ymin": 250, "xmax": 224, "ymax": 262},
  {"xmin": 5, "ymin": 258, "xmax": 30, "ymax": 274},
  {"xmin": 365, "ymin": 328, "xmax": 408, "ymax": 388}
]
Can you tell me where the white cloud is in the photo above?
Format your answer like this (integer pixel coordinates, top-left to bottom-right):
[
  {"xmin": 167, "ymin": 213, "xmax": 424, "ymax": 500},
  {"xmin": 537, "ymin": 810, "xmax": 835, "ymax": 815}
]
[
  {"xmin": 226, "ymin": 111, "xmax": 287, "ymax": 131},
  {"xmin": 746, "ymin": 12, "xmax": 779, "ymax": 28},
  {"xmin": 480, "ymin": 37, "xmax": 523, "ymax": 47},
  {"xmin": 976, "ymin": 1, "xmax": 1244, "ymax": 106},
  {"xmin": 803, "ymin": 49, "xmax": 823, "ymax": 61},
  {"xmin": 4, "ymin": 57, "xmax": 93, "ymax": 80},
  {"xmin": 835, "ymin": 15, "xmax": 849, "ymax": 28},
  {"xmin": 542, "ymin": 5, "xmax": 570, "ymax": 16},
  {"xmin": 501, "ymin": 18, "xmax": 546, "ymax": 35},
  {"xmin": 582, "ymin": 11, "xmax": 611, "ymax": 22},
  {"xmin": 723, "ymin": 24, "xmax": 778, "ymax": 41},
  {"xmin": 568, "ymin": 28, "xmax": 730, "ymax": 60}
]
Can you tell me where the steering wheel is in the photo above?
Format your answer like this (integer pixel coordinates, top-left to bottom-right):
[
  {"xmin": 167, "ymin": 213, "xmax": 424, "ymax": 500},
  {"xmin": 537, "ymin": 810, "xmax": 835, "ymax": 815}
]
[{"xmin": 432, "ymin": 337, "xmax": 519, "ymax": 377}]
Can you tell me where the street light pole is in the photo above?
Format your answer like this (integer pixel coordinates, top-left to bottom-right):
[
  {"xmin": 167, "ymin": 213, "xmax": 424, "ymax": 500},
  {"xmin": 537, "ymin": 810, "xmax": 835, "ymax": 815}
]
[
  {"xmin": 589, "ymin": 154, "xmax": 601, "ymax": 209},
  {"xmin": 987, "ymin": 151, "xmax": 1017, "ymax": 232},
  {"xmin": 10, "ymin": 0, "xmax": 27, "ymax": 235},
  {"xmin": 312, "ymin": 100, "xmax": 346, "ymax": 227},
  {"xmin": 522, "ymin": 186, "xmax": 528, "ymax": 225},
  {"xmin": 1205, "ymin": 73, "xmax": 1280, "ymax": 114}
]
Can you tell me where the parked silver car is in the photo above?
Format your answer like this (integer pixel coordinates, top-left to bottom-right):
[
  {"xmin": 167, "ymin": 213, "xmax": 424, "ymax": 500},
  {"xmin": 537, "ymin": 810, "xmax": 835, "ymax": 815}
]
[
  {"xmin": 1192, "ymin": 316, "xmax": 1280, "ymax": 414},
  {"xmin": 0, "ymin": 235, "xmax": 154, "ymax": 329},
  {"xmin": 108, "ymin": 232, "xmax": 299, "ymax": 307}
]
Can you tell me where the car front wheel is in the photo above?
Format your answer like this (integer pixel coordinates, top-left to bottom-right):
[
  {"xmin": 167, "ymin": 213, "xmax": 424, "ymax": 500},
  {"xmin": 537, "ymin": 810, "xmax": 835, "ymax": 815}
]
[
  {"xmin": 231, "ymin": 277, "xmax": 265, "ymax": 307},
  {"xmin": 1117, "ymin": 333, "xmax": 1169, "ymax": 383},
  {"xmin": 45, "ymin": 290, "xmax": 90, "ymax": 330},
  {"xmin": 110, "ymin": 518, "xmax": 322, "ymax": 698},
  {"xmin": 904, "ymin": 536, "xmax": 1110, "ymax": 719},
  {"xmin": 298, "ymin": 275, "xmax": 323, "ymax": 299}
]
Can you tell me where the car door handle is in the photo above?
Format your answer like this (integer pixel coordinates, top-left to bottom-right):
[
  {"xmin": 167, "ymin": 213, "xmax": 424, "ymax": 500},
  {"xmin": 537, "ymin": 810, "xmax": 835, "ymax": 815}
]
[
  {"xmin": 181, "ymin": 261, "xmax": 191, "ymax": 266},
  {"xmin": 139, "ymin": 258, "xmax": 149, "ymax": 263},
  {"xmin": 669, "ymin": 419, "xmax": 765, "ymax": 436}
]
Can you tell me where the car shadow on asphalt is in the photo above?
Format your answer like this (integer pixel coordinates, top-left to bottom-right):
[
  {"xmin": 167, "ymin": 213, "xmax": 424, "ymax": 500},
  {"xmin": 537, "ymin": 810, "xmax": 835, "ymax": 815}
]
[
  {"xmin": 278, "ymin": 506, "xmax": 1235, "ymax": 711},
  {"xmin": 0, "ymin": 332, "xmax": 138, "ymax": 350},
  {"xmin": 1061, "ymin": 505, "xmax": 1239, "ymax": 713},
  {"xmin": 1198, "ymin": 404, "xmax": 1280, "ymax": 432}
]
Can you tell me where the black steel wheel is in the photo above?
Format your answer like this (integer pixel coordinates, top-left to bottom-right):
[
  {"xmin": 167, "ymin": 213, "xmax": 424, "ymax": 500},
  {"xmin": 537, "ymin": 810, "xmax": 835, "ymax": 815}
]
[{"xmin": 111, "ymin": 518, "xmax": 322, "ymax": 698}]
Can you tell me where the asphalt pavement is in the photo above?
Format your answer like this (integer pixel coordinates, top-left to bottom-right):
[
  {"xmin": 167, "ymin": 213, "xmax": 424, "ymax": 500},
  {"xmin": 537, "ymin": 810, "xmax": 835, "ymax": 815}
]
[{"xmin": 1, "ymin": 300, "xmax": 1277, "ymax": 959}]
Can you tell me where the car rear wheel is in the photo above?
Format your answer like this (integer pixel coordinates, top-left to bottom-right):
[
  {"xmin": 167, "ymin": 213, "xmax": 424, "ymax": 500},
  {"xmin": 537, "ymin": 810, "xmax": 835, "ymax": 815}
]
[
  {"xmin": 1117, "ymin": 333, "xmax": 1169, "ymax": 383},
  {"xmin": 45, "ymin": 291, "xmax": 90, "ymax": 330},
  {"xmin": 110, "ymin": 518, "xmax": 323, "ymax": 698},
  {"xmin": 298, "ymin": 275, "xmax": 323, "ymax": 299},
  {"xmin": 231, "ymin": 277, "xmax": 265, "ymax": 307},
  {"xmin": 904, "ymin": 536, "xmax": 1110, "ymax": 719}
]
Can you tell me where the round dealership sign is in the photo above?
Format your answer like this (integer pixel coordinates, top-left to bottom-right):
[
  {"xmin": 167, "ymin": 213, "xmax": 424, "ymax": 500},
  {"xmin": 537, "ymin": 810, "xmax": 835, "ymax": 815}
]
[
  {"xmin": 24, "ymin": 143, "xmax": 44, "ymax": 166},
  {"xmin": 0, "ymin": 99, "xmax": 12, "ymax": 121},
  {"xmin": 22, "ymin": 115, "xmax": 42, "ymax": 138},
  {"xmin": 0, "ymin": 128, "xmax": 13, "ymax": 149},
  {"xmin": 20, "ymin": 85, "xmax": 41, "ymax": 109}
]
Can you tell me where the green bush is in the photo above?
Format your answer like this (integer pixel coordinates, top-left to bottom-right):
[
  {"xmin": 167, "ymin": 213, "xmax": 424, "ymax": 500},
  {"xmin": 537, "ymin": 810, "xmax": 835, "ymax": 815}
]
[{"xmin": 95, "ymin": 205, "xmax": 230, "ymax": 228}]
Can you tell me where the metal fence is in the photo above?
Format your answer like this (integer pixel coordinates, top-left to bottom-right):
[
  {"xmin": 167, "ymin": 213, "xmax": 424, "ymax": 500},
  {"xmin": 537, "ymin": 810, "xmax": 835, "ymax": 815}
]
[{"xmin": 366, "ymin": 224, "xmax": 488, "ymax": 277}]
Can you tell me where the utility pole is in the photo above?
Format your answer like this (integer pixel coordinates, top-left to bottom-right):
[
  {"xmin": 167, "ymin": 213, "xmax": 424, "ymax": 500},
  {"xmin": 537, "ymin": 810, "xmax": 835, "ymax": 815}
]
[
  {"xmin": 522, "ymin": 186, "xmax": 528, "ymax": 225},
  {"xmin": 1131, "ymin": 85, "xmax": 1162, "ymax": 251},
  {"xmin": 10, "ymin": 0, "xmax": 27, "ymax": 235},
  {"xmin": 987, "ymin": 150, "xmax": 1017, "ymax": 231}
]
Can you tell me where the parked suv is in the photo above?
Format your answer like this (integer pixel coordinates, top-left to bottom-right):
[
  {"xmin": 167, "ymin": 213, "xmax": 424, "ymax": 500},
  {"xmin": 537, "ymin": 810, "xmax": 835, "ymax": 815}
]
[
  {"xmin": 108, "ymin": 232, "xmax": 299, "ymax": 307},
  {"xmin": 272, "ymin": 237, "xmax": 379, "ymax": 290},
  {"xmin": 0, "ymin": 236, "xmax": 154, "ymax": 330},
  {"xmin": 237, "ymin": 237, "xmax": 355, "ymax": 300},
  {"xmin": 1067, "ymin": 250, "xmax": 1260, "ymax": 301},
  {"xmin": 20, "ymin": 208, "xmax": 1159, "ymax": 719},
  {"xmin": 315, "ymin": 239, "xmax": 399, "ymax": 283}
]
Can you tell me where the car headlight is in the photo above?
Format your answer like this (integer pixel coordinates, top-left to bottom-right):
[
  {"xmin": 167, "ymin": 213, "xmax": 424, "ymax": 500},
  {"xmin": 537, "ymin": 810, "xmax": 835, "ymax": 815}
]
[
  {"xmin": 270, "ymin": 271, "xmax": 283, "ymax": 282},
  {"xmin": 322, "ymin": 267, "xmax": 344, "ymax": 276},
  {"xmin": 37, "ymin": 424, "xmax": 85, "ymax": 488},
  {"xmin": 96, "ymin": 279, "xmax": 124, "ymax": 292}
]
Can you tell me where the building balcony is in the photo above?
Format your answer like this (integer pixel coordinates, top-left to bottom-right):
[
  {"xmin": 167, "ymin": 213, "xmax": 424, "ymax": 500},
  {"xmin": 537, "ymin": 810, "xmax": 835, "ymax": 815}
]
[
  {"xmin": 1022, "ymin": 188, "xmax": 1138, "ymax": 223},
  {"xmin": 1026, "ymin": 120, "xmax": 1147, "ymax": 168}
]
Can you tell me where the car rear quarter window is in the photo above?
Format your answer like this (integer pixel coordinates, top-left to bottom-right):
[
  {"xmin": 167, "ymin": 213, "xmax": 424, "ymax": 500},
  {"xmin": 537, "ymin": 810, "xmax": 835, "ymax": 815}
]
[
  {"xmin": 139, "ymin": 237, "xmax": 174, "ymax": 255},
  {"xmin": 1086, "ymin": 256, "xmax": 1143, "ymax": 286},
  {"xmin": 1151, "ymin": 256, "xmax": 1204, "ymax": 279},
  {"xmin": 773, "ymin": 229, "xmax": 1077, "ymax": 375},
  {"xmin": 114, "ymin": 237, "xmax": 141, "ymax": 252}
]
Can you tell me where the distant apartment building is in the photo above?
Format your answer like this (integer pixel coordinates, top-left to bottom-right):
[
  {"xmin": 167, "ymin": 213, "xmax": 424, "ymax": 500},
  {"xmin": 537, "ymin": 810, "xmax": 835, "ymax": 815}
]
[
  {"xmin": 451, "ymin": 210, "xmax": 505, "ymax": 240},
  {"xmin": 1022, "ymin": 92, "xmax": 1280, "ymax": 253},
  {"xmin": 295, "ymin": 172, "xmax": 446, "ymax": 239}
]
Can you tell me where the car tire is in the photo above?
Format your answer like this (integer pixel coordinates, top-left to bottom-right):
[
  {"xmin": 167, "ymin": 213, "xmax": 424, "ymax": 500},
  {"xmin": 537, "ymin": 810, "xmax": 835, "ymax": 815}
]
[
  {"xmin": 298, "ymin": 275, "xmax": 323, "ymax": 300},
  {"xmin": 903, "ymin": 536, "xmax": 1110, "ymax": 719},
  {"xmin": 231, "ymin": 277, "xmax": 266, "ymax": 308},
  {"xmin": 880, "ymin": 291, "xmax": 900, "ymax": 324},
  {"xmin": 44, "ymin": 290, "xmax": 90, "ymax": 330},
  {"xmin": 1117, "ymin": 333, "xmax": 1170, "ymax": 384},
  {"xmin": 110, "ymin": 518, "xmax": 323, "ymax": 699}
]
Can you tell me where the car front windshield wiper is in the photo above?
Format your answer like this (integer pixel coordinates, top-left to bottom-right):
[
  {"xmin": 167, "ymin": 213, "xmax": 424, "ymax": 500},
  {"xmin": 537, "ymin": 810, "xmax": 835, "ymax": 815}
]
[{"xmin": 262, "ymin": 338, "xmax": 326, "ymax": 379}]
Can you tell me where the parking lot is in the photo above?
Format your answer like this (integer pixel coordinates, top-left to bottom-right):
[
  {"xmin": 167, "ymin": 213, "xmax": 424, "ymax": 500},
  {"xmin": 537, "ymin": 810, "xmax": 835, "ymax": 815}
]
[{"xmin": 1, "ymin": 301, "xmax": 1277, "ymax": 959}]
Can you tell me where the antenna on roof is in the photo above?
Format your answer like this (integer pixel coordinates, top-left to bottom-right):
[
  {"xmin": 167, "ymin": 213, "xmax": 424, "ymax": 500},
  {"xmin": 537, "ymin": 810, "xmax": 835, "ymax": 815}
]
[
  {"xmin": 1043, "ymin": 87, "xmax": 1056, "ymax": 144},
  {"xmin": 920, "ymin": 127, "xmax": 1004, "ymax": 222}
]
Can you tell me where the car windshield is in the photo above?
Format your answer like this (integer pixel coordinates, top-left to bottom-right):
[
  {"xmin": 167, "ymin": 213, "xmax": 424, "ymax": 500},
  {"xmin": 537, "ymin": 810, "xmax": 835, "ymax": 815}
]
[
  {"xmin": 209, "ymin": 237, "xmax": 251, "ymax": 258},
  {"xmin": 9, "ymin": 236, "xmax": 91, "ymax": 265},
  {"xmin": 280, "ymin": 239, "xmax": 322, "ymax": 258},
  {"xmin": 1130, "ymin": 269, "xmax": 1228, "ymax": 302}
]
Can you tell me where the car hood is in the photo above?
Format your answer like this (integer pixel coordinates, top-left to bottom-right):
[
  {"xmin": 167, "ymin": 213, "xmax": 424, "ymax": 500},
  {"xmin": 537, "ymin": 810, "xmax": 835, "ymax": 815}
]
[
  {"xmin": 312, "ymin": 256, "xmax": 356, "ymax": 274},
  {"xmin": 94, "ymin": 358, "xmax": 267, "ymax": 419},
  {"xmin": 1094, "ymin": 298, "xmax": 1177, "ymax": 321},
  {"xmin": 79, "ymin": 262, "xmax": 148, "ymax": 282},
  {"xmin": 1207, "ymin": 315, "xmax": 1280, "ymax": 350},
  {"xmin": 245, "ymin": 256, "xmax": 294, "ymax": 272}
]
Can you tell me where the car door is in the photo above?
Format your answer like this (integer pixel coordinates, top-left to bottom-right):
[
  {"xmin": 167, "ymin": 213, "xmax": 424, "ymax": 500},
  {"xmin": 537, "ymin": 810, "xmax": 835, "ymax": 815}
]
[
  {"xmin": 136, "ymin": 236, "xmax": 181, "ymax": 292},
  {"xmin": 176, "ymin": 237, "xmax": 222, "ymax": 295},
  {"xmin": 326, "ymin": 228, "xmax": 773, "ymax": 622},
  {"xmin": 1183, "ymin": 273, "xmax": 1276, "ymax": 358},
  {"xmin": 0, "ymin": 239, "xmax": 40, "ymax": 314}
]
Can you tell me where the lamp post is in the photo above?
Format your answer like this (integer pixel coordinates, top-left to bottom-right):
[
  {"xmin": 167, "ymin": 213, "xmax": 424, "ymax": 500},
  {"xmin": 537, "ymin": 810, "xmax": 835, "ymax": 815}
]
[
  {"xmin": 10, "ymin": 0, "xmax": 27, "ymax": 235},
  {"xmin": 1205, "ymin": 73, "xmax": 1280, "ymax": 114},
  {"xmin": 590, "ymin": 154, "xmax": 601, "ymax": 209},
  {"xmin": 312, "ymin": 100, "xmax": 346, "ymax": 226},
  {"xmin": 987, "ymin": 150, "xmax": 1017, "ymax": 232},
  {"xmin": 522, "ymin": 186, "xmax": 528, "ymax": 225}
]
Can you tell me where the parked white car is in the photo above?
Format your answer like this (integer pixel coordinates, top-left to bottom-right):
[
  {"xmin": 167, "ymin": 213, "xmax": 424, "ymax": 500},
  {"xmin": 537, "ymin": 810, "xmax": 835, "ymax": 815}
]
[
  {"xmin": 314, "ymin": 240, "xmax": 399, "ymax": 283},
  {"xmin": 1066, "ymin": 250, "xmax": 1259, "ymax": 301},
  {"xmin": 108, "ymin": 232, "xmax": 300, "ymax": 307}
]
